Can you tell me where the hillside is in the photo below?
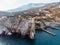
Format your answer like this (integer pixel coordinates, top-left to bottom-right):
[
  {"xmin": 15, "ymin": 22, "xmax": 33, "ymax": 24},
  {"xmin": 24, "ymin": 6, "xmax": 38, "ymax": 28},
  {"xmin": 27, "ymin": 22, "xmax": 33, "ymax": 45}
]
[
  {"xmin": 13, "ymin": 2, "xmax": 60, "ymax": 22},
  {"xmin": 0, "ymin": 2, "xmax": 60, "ymax": 22}
]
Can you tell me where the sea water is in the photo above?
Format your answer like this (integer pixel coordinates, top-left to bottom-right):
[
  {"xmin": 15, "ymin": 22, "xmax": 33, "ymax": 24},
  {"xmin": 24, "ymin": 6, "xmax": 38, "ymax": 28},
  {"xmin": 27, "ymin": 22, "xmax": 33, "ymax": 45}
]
[{"xmin": 0, "ymin": 25, "xmax": 60, "ymax": 45}]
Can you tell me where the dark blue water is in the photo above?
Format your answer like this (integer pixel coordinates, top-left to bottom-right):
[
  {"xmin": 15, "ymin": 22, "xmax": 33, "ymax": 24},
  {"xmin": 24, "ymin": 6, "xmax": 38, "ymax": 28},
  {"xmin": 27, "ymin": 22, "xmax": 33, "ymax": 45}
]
[{"xmin": 0, "ymin": 25, "xmax": 60, "ymax": 45}]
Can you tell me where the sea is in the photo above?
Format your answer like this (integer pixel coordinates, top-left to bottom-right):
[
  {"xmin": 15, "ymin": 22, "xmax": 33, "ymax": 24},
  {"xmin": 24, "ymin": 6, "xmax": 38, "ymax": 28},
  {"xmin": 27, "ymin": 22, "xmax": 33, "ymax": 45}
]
[{"xmin": 0, "ymin": 24, "xmax": 60, "ymax": 45}]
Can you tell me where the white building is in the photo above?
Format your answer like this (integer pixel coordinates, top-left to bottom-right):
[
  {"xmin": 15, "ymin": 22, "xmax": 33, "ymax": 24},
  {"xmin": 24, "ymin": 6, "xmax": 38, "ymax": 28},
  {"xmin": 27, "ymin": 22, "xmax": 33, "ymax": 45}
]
[
  {"xmin": 46, "ymin": 14, "xmax": 52, "ymax": 17},
  {"xmin": 59, "ymin": 5, "xmax": 60, "ymax": 8}
]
